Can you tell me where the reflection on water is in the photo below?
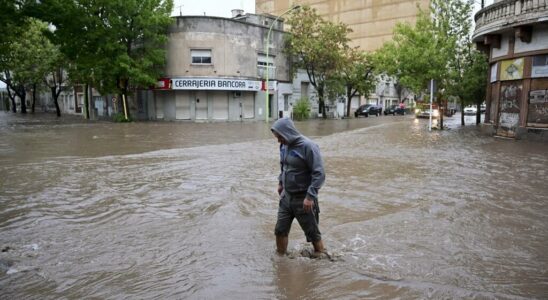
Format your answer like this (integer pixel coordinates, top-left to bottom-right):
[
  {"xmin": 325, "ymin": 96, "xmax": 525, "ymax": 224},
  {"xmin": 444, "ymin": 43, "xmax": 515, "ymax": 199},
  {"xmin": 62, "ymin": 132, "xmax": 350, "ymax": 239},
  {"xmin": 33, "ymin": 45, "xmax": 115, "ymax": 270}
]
[{"xmin": 1, "ymin": 112, "xmax": 547, "ymax": 299}]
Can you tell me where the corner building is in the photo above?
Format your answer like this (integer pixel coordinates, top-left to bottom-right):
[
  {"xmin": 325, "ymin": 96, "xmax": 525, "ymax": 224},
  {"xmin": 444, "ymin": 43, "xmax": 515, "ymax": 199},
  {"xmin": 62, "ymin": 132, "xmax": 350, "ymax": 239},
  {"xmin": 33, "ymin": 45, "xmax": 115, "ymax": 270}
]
[
  {"xmin": 473, "ymin": 0, "xmax": 548, "ymax": 139},
  {"xmin": 152, "ymin": 12, "xmax": 291, "ymax": 121}
]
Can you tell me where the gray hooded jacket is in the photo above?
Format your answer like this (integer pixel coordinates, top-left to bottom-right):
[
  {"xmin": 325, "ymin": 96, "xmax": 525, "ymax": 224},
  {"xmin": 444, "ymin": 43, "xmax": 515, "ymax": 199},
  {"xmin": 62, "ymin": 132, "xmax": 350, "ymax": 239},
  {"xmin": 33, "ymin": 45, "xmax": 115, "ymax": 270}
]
[{"xmin": 271, "ymin": 118, "xmax": 325, "ymax": 201}]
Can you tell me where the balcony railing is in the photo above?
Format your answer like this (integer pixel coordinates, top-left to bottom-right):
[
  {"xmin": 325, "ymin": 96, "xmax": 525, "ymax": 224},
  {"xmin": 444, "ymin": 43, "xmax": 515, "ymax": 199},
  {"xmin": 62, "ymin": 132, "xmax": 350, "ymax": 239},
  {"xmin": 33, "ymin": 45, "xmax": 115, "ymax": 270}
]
[
  {"xmin": 474, "ymin": 0, "xmax": 548, "ymax": 39},
  {"xmin": 257, "ymin": 65, "xmax": 276, "ymax": 79}
]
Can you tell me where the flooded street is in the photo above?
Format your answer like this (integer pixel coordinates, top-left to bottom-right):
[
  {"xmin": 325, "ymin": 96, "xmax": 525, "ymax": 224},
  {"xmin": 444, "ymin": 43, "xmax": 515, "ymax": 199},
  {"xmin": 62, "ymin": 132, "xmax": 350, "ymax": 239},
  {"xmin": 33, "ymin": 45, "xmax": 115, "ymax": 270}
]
[{"xmin": 1, "ymin": 111, "xmax": 547, "ymax": 299}]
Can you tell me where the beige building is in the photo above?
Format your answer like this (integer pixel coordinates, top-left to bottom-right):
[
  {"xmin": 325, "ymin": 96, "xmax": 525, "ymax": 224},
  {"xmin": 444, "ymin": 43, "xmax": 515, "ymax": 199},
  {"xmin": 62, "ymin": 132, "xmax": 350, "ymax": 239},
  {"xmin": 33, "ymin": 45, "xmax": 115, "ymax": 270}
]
[
  {"xmin": 256, "ymin": 0, "xmax": 430, "ymax": 52},
  {"xmin": 148, "ymin": 12, "xmax": 293, "ymax": 122}
]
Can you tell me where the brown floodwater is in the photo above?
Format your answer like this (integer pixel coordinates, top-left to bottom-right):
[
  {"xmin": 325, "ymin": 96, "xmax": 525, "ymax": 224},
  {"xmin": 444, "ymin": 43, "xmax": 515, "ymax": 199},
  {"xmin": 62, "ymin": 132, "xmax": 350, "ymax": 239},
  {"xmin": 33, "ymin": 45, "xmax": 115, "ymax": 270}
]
[{"xmin": 1, "ymin": 111, "xmax": 547, "ymax": 299}]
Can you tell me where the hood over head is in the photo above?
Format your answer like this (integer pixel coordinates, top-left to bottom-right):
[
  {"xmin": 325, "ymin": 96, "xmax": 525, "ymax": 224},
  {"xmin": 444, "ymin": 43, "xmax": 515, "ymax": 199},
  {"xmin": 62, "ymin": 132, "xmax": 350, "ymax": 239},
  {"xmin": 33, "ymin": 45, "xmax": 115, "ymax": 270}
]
[{"xmin": 271, "ymin": 118, "xmax": 301, "ymax": 145}]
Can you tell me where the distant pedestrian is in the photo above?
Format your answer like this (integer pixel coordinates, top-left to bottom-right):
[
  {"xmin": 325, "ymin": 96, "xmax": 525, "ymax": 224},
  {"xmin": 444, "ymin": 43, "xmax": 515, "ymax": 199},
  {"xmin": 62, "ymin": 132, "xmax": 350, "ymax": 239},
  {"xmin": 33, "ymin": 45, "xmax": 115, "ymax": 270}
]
[{"xmin": 271, "ymin": 118, "xmax": 326, "ymax": 257}]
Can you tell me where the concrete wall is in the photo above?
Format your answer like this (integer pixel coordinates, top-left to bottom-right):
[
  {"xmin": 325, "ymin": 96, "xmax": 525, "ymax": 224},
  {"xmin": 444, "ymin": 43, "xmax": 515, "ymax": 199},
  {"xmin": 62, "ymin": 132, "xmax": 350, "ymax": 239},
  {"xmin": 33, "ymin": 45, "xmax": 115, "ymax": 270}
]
[{"xmin": 166, "ymin": 16, "xmax": 290, "ymax": 82}]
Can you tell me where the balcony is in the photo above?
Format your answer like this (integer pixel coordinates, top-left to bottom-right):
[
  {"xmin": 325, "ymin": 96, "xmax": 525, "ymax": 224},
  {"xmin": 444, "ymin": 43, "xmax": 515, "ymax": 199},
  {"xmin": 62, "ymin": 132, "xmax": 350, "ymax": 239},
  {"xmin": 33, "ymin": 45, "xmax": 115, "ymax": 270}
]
[
  {"xmin": 473, "ymin": 0, "xmax": 548, "ymax": 41},
  {"xmin": 257, "ymin": 65, "xmax": 276, "ymax": 79}
]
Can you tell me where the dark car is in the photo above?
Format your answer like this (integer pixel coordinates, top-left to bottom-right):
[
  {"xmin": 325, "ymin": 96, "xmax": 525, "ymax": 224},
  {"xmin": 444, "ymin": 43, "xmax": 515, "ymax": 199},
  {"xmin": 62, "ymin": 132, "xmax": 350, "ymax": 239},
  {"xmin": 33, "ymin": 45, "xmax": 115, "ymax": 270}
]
[
  {"xmin": 354, "ymin": 104, "xmax": 381, "ymax": 117},
  {"xmin": 384, "ymin": 104, "xmax": 405, "ymax": 115}
]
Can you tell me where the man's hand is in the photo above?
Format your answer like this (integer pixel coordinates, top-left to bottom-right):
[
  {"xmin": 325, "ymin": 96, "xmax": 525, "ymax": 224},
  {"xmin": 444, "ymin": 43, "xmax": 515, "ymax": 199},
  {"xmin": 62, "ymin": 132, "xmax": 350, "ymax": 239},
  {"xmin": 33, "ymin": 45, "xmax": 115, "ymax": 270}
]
[
  {"xmin": 303, "ymin": 197, "xmax": 314, "ymax": 213},
  {"xmin": 278, "ymin": 183, "xmax": 283, "ymax": 195}
]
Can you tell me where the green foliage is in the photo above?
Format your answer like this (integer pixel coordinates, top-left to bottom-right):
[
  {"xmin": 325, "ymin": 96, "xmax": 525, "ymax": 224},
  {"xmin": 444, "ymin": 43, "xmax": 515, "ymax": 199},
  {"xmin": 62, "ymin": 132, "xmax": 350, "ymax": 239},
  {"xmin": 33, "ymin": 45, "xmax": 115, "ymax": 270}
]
[
  {"xmin": 373, "ymin": 0, "xmax": 478, "ymax": 94},
  {"xmin": 341, "ymin": 49, "xmax": 376, "ymax": 117},
  {"xmin": 293, "ymin": 98, "xmax": 311, "ymax": 121},
  {"xmin": 1, "ymin": 0, "xmax": 174, "ymax": 117},
  {"xmin": 461, "ymin": 50, "xmax": 488, "ymax": 104},
  {"xmin": 285, "ymin": 6, "xmax": 376, "ymax": 118},
  {"xmin": 35, "ymin": 0, "xmax": 174, "ymax": 96},
  {"xmin": 372, "ymin": 0, "xmax": 488, "ymax": 127},
  {"xmin": 0, "ymin": 17, "xmax": 56, "ymax": 113},
  {"xmin": 285, "ymin": 6, "xmax": 351, "ymax": 116},
  {"xmin": 373, "ymin": 10, "xmax": 448, "ymax": 93},
  {"xmin": 0, "ymin": 0, "xmax": 27, "ymax": 48},
  {"xmin": 112, "ymin": 113, "xmax": 132, "ymax": 122}
]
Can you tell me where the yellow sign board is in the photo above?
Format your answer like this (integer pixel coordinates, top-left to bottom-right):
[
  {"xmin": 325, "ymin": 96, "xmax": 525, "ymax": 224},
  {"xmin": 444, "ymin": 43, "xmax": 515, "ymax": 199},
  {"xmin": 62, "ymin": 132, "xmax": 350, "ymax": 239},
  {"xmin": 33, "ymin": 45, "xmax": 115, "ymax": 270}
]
[{"xmin": 500, "ymin": 58, "xmax": 524, "ymax": 81}]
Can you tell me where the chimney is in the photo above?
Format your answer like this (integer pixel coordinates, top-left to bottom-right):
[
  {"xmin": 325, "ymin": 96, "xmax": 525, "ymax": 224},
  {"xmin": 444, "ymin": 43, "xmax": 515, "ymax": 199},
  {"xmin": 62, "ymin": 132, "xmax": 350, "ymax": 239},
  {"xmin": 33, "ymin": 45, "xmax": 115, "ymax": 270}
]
[{"xmin": 231, "ymin": 9, "xmax": 244, "ymax": 18}]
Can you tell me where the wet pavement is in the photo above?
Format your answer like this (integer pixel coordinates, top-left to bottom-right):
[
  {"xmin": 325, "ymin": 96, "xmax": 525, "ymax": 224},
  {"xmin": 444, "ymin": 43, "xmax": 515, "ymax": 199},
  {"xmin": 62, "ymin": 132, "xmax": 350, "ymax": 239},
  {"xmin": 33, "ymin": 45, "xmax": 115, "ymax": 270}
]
[{"xmin": 0, "ymin": 111, "xmax": 547, "ymax": 299}]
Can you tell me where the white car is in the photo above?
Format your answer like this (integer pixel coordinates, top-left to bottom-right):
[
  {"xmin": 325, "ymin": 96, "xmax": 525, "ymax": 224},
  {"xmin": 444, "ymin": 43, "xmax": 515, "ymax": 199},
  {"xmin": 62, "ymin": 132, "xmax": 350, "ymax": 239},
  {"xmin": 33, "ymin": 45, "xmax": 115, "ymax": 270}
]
[
  {"xmin": 463, "ymin": 106, "xmax": 477, "ymax": 115},
  {"xmin": 415, "ymin": 107, "xmax": 440, "ymax": 118}
]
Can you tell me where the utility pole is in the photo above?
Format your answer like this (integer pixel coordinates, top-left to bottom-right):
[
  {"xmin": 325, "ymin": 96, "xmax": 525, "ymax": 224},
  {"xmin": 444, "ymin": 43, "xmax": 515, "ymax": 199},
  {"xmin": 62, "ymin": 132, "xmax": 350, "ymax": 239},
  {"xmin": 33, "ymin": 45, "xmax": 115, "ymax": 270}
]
[{"xmin": 265, "ymin": 5, "xmax": 300, "ymax": 123}]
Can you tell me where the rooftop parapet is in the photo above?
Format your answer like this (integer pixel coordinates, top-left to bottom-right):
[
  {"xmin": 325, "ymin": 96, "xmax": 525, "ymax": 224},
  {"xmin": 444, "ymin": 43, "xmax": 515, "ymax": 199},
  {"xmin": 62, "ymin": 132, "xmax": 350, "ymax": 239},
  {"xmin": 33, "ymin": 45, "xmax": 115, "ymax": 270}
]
[{"xmin": 473, "ymin": 0, "xmax": 548, "ymax": 42}]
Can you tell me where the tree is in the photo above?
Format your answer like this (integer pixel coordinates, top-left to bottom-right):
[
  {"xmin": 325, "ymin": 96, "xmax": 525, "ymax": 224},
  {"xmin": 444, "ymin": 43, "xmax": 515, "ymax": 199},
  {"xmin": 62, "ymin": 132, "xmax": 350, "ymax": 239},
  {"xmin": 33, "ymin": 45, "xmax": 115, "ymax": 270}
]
[
  {"xmin": 341, "ymin": 49, "xmax": 376, "ymax": 117},
  {"xmin": 285, "ymin": 6, "xmax": 351, "ymax": 117},
  {"xmin": 373, "ymin": 13, "xmax": 448, "ymax": 95},
  {"xmin": 442, "ymin": 0, "xmax": 488, "ymax": 126},
  {"xmin": 449, "ymin": 44, "xmax": 488, "ymax": 126},
  {"xmin": 0, "ymin": 0, "xmax": 27, "ymax": 113},
  {"xmin": 373, "ymin": 0, "xmax": 483, "ymax": 129},
  {"xmin": 42, "ymin": 48, "xmax": 69, "ymax": 117},
  {"xmin": 374, "ymin": 11, "xmax": 451, "ymax": 128},
  {"xmin": 35, "ymin": 0, "xmax": 174, "ymax": 120},
  {"xmin": 0, "ymin": 18, "xmax": 52, "ymax": 114}
]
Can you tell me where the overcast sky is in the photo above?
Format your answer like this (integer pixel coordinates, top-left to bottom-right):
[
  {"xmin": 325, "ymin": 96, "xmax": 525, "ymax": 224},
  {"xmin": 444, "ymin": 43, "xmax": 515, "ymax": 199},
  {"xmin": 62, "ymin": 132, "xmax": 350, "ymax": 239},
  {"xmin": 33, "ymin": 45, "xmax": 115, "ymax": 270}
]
[{"xmin": 172, "ymin": 0, "xmax": 255, "ymax": 17}]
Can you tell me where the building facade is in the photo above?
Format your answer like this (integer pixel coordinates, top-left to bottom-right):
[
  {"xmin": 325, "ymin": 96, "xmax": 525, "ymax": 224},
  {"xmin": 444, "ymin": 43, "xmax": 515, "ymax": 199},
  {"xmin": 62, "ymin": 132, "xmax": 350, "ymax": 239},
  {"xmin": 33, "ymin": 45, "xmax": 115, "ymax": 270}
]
[
  {"xmin": 149, "ymin": 12, "xmax": 292, "ymax": 122},
  {"xmin": 473, "ymin": 0, "xmax": 548, "ymax": 139},
  {"xmin": 256, "ymin": 0, "xmax": 430, "ymax": 52},
  {"xmin": 256, "ymin": 0, "xmax": 429, "ymax": 114}
]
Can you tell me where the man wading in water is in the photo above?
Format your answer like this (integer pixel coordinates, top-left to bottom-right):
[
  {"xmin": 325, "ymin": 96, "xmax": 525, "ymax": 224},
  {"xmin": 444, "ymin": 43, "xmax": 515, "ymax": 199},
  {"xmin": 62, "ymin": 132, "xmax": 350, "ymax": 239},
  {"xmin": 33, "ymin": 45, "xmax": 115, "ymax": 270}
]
[{"xmin": 271, "ymin": 118, "xmax": 326, "ymax": 257}]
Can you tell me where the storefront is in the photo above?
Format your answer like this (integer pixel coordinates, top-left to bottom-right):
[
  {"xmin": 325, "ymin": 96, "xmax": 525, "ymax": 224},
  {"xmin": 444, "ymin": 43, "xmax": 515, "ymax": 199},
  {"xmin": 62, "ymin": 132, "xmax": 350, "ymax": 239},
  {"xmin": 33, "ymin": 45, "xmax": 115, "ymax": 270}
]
[
  {"xmin": 148, "ymin": 13, "xmax": 290, "ymax": 122},
  {"xmin": 154, "ymin": 77, "xmax": 265, "ymax": 121}
]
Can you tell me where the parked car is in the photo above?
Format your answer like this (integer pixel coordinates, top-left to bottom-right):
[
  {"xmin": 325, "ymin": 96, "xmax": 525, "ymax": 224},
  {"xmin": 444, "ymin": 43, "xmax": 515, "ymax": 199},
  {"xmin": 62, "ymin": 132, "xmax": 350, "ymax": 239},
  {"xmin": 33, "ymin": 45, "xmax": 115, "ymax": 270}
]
[
  {"xmin": 463, "ymin": 106, "xmax": 477, "ymax": 115},
  {"xmin": 384, "ymin": 104, "xmax": 405, "ymax": 115},
  {"xmin": 354, "ymin": 104, "xmax": 381, "ymax": 117}
]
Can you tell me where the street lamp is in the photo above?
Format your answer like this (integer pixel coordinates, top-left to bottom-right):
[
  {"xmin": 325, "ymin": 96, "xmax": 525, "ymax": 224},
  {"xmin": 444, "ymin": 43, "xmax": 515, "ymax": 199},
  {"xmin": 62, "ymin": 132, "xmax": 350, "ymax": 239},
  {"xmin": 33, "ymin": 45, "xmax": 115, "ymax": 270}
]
[{"xmin": 265, "ymin": 5, "xmax": 300, "ymax": 123}]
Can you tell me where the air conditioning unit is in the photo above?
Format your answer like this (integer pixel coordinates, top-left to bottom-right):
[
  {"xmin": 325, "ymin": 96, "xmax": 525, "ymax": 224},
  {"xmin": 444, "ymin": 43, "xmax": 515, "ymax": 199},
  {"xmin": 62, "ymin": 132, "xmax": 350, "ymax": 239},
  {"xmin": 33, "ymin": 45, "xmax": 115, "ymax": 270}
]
[{"xmin": 234, "ymin": 91, "xmax": 241, "ymax": 97}]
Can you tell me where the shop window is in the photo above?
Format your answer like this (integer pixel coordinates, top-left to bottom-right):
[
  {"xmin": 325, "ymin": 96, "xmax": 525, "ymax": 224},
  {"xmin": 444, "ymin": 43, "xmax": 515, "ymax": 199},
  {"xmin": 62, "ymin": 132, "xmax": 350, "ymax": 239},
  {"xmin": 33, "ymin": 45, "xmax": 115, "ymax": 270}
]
[{"xmin": 191, "ymin": 49, "xmax": 212, "ymax": 64}]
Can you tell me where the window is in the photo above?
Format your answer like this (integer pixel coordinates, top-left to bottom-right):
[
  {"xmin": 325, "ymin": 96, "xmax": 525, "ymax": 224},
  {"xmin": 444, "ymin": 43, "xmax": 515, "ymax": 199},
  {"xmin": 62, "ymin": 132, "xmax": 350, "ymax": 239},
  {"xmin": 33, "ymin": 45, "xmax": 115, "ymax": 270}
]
[
  {"xmin": 257, "ymin": 54, "xmax": 275, "ymax": 78},
  {"xmin": 257, "ymin": 54, "xmax": 274, "ymax": 67},
  {"xmin": 191, "ymin": 49, "xmax": 211, "ymax": 64}
]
